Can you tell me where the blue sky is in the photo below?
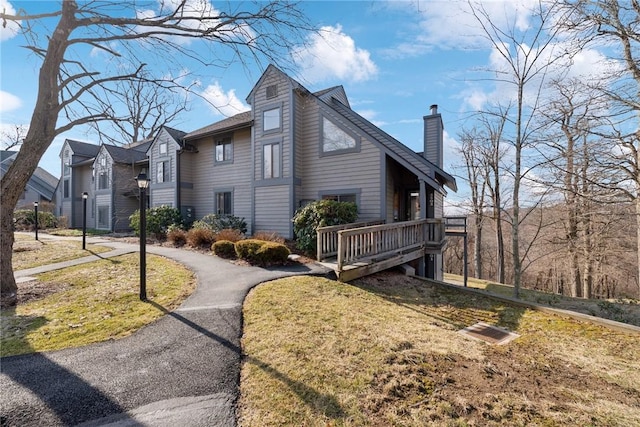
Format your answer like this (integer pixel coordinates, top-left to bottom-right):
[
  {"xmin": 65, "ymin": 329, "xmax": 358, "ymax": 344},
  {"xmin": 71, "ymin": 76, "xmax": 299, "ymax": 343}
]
[{"xmin": 0, "ymin": 0, "xmax": 614, "ymax": 210}]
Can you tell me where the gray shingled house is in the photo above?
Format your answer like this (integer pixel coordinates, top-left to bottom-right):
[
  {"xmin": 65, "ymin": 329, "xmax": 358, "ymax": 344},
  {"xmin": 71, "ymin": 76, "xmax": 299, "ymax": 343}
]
[{"xmin": 146, "ymin": 65, "xmax": 456, "ymax": 279}]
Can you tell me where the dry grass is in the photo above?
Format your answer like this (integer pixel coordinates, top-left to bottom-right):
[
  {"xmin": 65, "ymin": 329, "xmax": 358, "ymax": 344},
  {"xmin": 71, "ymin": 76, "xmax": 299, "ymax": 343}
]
[
  {"xmin": 1, "ymin": 253, "xmax": 195, "ymax": 356},
  {"xmin": 445, "ymin": 273, "xmax": 640, "ymax": 327},
  {"xmin": 239, "ymin": 272, "xmax": 640, "ymax": 426},
  {"xmin": 12, "ymin": 239, "xmax": 112, "ymax": 270}
]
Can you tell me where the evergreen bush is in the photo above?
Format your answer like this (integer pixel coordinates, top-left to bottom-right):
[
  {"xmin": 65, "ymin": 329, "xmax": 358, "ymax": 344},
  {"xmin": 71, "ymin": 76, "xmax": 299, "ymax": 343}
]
[
  {"xmin": 129, "ymin": 205, "xmax": 182, "ymax": 240},
  {"xmin": 212, "ymin": 240, "xmax": 237, "ymax": 259},
  {"xmin": 292, "ymin": 200, "xmax": 358, "ymax": 255},
  {"xmin": 13, "ymin": 209, "xmax": 58, "ymax": 231},
  {"xmin": 191, "ymin": 214, "xmax": 247, "ymax": 234}
]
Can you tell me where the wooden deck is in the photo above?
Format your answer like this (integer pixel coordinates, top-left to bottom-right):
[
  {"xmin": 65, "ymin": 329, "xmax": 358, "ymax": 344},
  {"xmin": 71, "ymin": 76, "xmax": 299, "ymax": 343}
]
[{"xmin": 317, "ymin": 219, "xmax": 446, "ymax": 281}]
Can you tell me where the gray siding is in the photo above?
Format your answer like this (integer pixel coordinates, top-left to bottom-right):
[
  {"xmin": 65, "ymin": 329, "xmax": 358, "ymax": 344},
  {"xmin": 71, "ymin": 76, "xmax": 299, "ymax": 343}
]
[
  {"xmin": 254, "ymin": 186, "xmax": 291, "ymax": 238},
  {"xmin": 297, "ymin": 101, "xmax": 382, "ymax": 221},
  {"xmin": 423, "ymin": 113, "xmax": 443, "ymax": 170},
  {"xmin": 149, "ymin": 128, "xmax": 179, "ymax": 207},
  {"xmin": 95, "ymin": 193, "xmax": 111, "ymax": 230},
  {"xmin": 189, "ymin": 128, "xmax": 253, "ymax": 231}
]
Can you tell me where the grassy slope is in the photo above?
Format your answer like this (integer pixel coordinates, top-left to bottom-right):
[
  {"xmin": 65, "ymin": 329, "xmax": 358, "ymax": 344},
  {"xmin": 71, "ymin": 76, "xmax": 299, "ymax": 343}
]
[{"xmin": 240, "ymin": 274, "xmax": 640, "ymax": 427}]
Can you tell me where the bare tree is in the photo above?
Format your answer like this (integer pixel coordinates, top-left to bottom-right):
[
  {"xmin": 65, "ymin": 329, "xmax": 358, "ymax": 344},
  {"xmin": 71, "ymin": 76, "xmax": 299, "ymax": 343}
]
[
  {"xmin": 558, "ymin": 0, "xmax": 640, "ymax": 296},
  {"xmin": 89, "ymin": 74, "xmax": 192, "ymax": 145},
  {"xmin": 458, "ymin": 127, "xmax": 487, "ymax": 279},
  {"xmin": 468, "ymin": 0, "xmax": 577, "ymax": 297},
  {"xmin": 0, "ymin": 125, "xmax": 27, "ymax": 150},
  {"xmin": 0, "ymin": 1, "xmax": 313, "ymax": 307}
]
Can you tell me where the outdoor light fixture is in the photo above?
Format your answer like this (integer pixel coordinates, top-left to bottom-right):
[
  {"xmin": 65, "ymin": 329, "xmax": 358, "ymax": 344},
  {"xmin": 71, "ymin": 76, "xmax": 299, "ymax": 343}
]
[
  {"xmin": 33, "ymin": 201, "xmax": 39, "ymax": 241},
  {"xmin": 136, "ymin": 172, "xmax": 150, "ymax": 301},
  {"xmin": 82, "ymin": 192, "xmax": 88, "ymax": 250}
]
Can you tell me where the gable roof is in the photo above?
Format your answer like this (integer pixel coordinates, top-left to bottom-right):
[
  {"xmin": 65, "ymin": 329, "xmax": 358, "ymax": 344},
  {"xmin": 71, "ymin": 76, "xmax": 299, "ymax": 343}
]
[
  {"xmin": 0, "ymin": 153, "xmax": 58, "ymax": 200},
  {"xmin": 184, "ymin": 111, "xmax": 252, "ymax": 141},
  {"xmin": 101, "ymin": 144, "xmax": 148, "ymax": 165},
  {"xmin": 65, "ymin": 139, "xmax": 100, "ymax": 159},
  {"xmin": 323, "ymin": 96, "xmax": 457, "ymax": 194}
]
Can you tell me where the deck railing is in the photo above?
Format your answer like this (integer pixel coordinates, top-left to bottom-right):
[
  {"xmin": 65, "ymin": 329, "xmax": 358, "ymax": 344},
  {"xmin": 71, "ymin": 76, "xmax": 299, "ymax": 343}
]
[
  {"xmin": 335, "ymin": 219, "xmax": 445, "ymax": 270},
  {"xmin": 316, "ymin": 219, "xmax": 385, "ymax": 261}
]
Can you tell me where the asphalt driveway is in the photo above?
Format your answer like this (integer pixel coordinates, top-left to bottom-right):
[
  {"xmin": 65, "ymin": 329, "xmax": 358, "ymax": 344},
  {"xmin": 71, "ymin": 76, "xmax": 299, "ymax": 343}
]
[{"xmin": 1, "ymin": 236, "xmax": 330, "ymax": 426}]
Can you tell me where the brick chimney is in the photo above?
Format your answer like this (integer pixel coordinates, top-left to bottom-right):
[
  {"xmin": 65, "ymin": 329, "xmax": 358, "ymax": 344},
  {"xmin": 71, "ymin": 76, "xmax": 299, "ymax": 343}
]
[{"xmin": 423, "ymin": 104, "xmax": 443, "ymax": 168}]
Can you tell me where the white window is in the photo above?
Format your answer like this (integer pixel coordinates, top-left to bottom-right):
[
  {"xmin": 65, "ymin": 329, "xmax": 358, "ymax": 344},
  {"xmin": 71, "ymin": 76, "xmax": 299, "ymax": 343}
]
[
  {"xmin": 159, "ymin": 141, "xmax": 168, "ymax": 155},
  {"xmin": 99, "ymin": 156, "xmax": 107, "ymax": 167},
  {"xmin": 63, "ymin": 151, "xmax": 70, "ymax": 176},
  {"xmin": 263, "ymin": 143, "xmax": 280, "ymax": 179},
  {"xmin": 156, "ymin": 160, "xmax": 170, "ymax": 183},
  {"xmin": 263, "ymin": 107, "xmax": 281, "ymax": 132},
  {"xmin": 322, "ymin": 117, "xmax": 357, "ymax": 153},
  {"xmin": 215, "ymin": 139, "xmax": 233, "ymax": 163}
]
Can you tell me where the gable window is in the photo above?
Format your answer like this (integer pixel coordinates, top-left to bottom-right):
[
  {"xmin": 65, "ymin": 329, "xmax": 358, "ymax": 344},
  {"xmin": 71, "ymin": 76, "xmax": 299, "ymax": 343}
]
[
  {"xmin": 263, "ymin": 142, "xmax": 280, "ymax": 179},
  {"xmin": 98, "ymin": 171, "xmax": 109, "ymax": 190},
  {"xmin": 215, "ymin": 138, "xmax": 233, "ymax": 163},
  {"xmin": 156, "ymin": 160, "xmax": 170, "ymax": 183},
  {"xmin": 322, "ymin": 117, "xmax": 358, "ymax": 154},
  {"xmin": 97, "ymin": 206, "xmax": 109, "ymax": 229},
  {"xmin": 266, "ymin": 84, "xmax": 278, "ymax": 99},
  {"xmin": 63, "ymin": 179, "xmax": 70, "ymax": 198},
  {"xmin": 263, "ymin": 107, "xmax": 281, "ymax": 132},
  {"xmin": 215, "ymin": 191, "xmax": 232, "ymax": 215},
  {"xmin": 99, "ymin": 156, "xmax": 107, "ymax": 167},
  {"xmin": 159, "ymin": 141, "xmax": 168, "ymax": 155},
  {"xmin": 63, "ymin": 151, "xmax": 70, "ymax": 176}
]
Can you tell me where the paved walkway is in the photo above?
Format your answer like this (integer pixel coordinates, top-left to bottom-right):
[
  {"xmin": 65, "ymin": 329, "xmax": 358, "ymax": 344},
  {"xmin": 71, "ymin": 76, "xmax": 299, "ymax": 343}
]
[{"xmin": 1, "ymin": 233, "xmax": 331, "ymax": 426}]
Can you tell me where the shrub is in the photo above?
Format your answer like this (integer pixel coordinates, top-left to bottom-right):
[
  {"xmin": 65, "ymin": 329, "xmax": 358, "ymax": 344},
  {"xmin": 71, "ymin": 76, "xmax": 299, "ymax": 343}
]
[
  {"xmin": 13, "ymin": 209, "xmax": 58, "ymax": 231},
  {"xmin": 235, "ymin": 239, "xmax": 266, "ymax": 264},
  {"xmin": 130, "ymin": 206, "xmax": 182, "ymax": 240},
  {"xmin": 167, "ymin": 225, "xmax": 187, "ymax": 247},
  {"xmin": 255, "ymin": 241, "xmax": 290, "ymax": 266},
  {"xmin": 292, "ymin": 200, "xmax": 358, "ymax": 255},
  {"xmin": 215, "ymin": 228, "xmax": 244, "ymax": 243},
  {"xmin": 252, "ymin": 230, "xmax": 285, "ymax": 244},
  {"xmin": 192, "ymin": 214, "xmax": 247, "ymax": 234},
  {"xmin": 186, "ymin": 227, "xmax": 216, "ymax": 248},
  {"xmin": 212, "ymin": 240, "xmax": 237, "ymax": 259}
]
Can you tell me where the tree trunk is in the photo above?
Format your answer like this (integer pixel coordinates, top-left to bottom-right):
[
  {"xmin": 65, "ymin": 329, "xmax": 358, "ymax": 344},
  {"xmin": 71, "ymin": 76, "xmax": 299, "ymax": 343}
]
[{"xmin": 0, "ymin": 1, "xmax": 75, "ymax": 307}]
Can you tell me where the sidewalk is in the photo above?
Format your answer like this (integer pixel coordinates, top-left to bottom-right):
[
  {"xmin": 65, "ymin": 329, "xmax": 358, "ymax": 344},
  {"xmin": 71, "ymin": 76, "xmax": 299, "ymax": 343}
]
[{"xmin": 3, "ymin": 232, "xmax": 331, "ymax": 426}]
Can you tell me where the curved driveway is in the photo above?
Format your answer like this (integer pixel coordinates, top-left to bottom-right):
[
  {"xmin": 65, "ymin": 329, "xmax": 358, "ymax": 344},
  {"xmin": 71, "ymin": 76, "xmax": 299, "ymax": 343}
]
[{"xmin": 1, "ymin": 236, "xmax": 330, "ymax": 426}]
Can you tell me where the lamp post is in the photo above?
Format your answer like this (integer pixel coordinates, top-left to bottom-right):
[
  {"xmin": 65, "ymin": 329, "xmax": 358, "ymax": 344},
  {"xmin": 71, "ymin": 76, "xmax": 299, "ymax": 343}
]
[
  {"xmin": 136, "ymin": 172, "xmax": 150, "ymax": 301},
  {"xmin": 82, "ymin": 192, "xmax": 88, "ymax": 250},
  {"xmin": 33, "ymin": 201, "xmax": 39, "ymax": 241}
]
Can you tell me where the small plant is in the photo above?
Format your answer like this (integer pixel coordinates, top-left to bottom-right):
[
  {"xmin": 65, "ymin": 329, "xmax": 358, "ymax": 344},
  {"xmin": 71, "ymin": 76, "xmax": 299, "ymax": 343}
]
[
  {"xmin": 167, "ymin": 225, "xmax": 187, "ymax": 247},
  {"xmin": 192, "ymin": 214, "xmax": 247, "ymax": 234},
  {"xmin": 212, "ymin": 240, "xmax": 237, "ymax": 259},
  {"xmin": 252, "ymin": 230, "xmax": 285, "ymax": 244},
  {"xmin": 215, "ymin": 228, "xmax": 244, "ymax": 243},
  {"xmin": 186, "ymin": 227, "xmax": 216, "ymax": 248},
  {"xmin": 130, "ymin": 206, "xmax": 182, "ymax": 240},
  {"xmin": 255, "ymin": 241, "xmax": 290, "ymax": 266},
  {"xmin": 235, "ymin": 239, "xmax": 265, "ymax": 263},
  {"xmin": 13, "ymin": 209, "xmax": 58, "ymax": 231}
]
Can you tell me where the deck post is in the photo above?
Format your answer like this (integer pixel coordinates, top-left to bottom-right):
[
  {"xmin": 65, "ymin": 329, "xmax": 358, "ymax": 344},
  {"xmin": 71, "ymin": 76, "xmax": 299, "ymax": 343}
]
[{"xmin": 417, "ymin": 180, "xmax": 427, "ymax": 276}]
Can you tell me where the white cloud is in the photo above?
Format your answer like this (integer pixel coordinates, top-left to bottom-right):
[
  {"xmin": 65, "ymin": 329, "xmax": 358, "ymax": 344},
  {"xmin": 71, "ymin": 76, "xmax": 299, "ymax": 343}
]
[
  {"xmin": 0, "ymin": 1, "xmax": 20, "ymax": 41},
  {"xmin": 0, "ymin": 91, "xmax": 22, "ymax": 112},
  {"xmin": 293, "ymin": 25, "xmax": 378, "ymax": 84},
  {"xmin": 200, "ymin": 81, "xmax": 248, "ymax": 117}
]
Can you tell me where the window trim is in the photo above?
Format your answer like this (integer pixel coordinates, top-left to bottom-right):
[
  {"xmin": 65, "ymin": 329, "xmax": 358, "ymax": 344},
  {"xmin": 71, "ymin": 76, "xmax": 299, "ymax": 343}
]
[
  {"xmin": 262, "ymin": 140, "xmax": 281, "ymax": 180},
  {"xmin": 63, "ymin": 179, "xmax": 70, "ymax": 199},
  {"xmin": 318, "ymin": 188, "xmax": 361, "ymax": 207},
  {"xmin": 215, "ymin": 137, "xmax": 233, "ymax": 165},
  {"xmin": 214, "ymin": 188, "xmax": 234, "ymax": 215},
  {"xmin": 320, "ymin": 115, "xmax": 361, "ymax": 156},
  {"xmin": 159, "ymin": 141, "xmax": 168, "ymax": 155},
  {"xmin": 156, "ymin": 159, "xmax": 170, "ymax": 183},
  {"xmin": 262, "ymin": 103, "xmax": 282, "ymax": 134}
]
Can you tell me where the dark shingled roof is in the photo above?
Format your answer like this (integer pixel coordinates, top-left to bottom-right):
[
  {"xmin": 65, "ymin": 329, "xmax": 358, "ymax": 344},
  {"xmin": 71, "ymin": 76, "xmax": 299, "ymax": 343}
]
[
  {"xmin": 184, "ymin": 111, "xmax": 252, "ymax": 140},
  {"xmin": 0, "ymin": 153, "xmax": 58, "ymax": 200},
  {"xmin": 163, "ymin": 126, "xmax": 187, "ymax": 143},
  {"xmin": 66, "ymin": 139, "xmax": 100, "ymax": 159},
  {"xmin": 103, "ymin": 144, "xmax": 148, "ymax": 164}
]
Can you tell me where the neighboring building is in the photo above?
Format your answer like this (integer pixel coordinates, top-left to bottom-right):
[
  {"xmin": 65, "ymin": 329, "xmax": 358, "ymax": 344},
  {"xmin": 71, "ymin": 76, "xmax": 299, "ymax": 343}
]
[
  {"xmin": 93, "ymin": 141, "xmax": 150, "ymax": 231},
  {"xmin": 1, "ymin": 150, "xmax": 59, "ymax": 209},
  {"xmin": 57, "ymin": 138, "xmax": 150, "ymax": 232},
  {"xmin": 58, "ymin": 139, "xmax": 101, "ymax": 227},
  {"xmin": 148, "ymin": 65, "xmax": 456, "ymax": 277}
]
